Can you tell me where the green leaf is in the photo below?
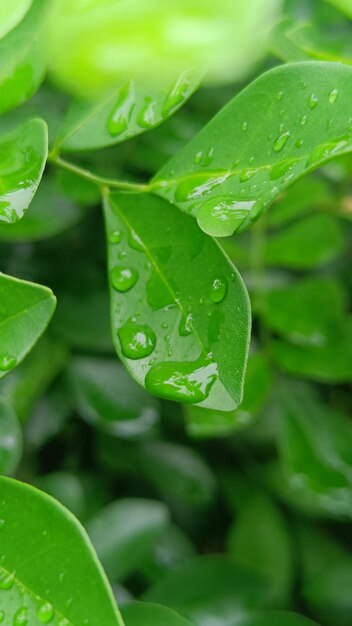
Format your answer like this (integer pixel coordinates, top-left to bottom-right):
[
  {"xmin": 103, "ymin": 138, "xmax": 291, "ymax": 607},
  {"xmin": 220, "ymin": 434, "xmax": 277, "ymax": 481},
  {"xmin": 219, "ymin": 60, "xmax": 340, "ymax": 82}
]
[
  {"xmin": 139, "ymin": 441, "xmax": 216, "ymax": 506},
  {"xmin": 264, "ymin": 214, "xmax": 345, "ymax": 269},
  {"xmin": 327, "ymin": 0, "xmax": 352, "ymax": 18},
  {"xmin": 152, "ymin": 62, "xmax": 352, "ymax": 236},
  {"xmin": 121, "ymin": 602, "xmax": 196, "ymax": 626},
  {"xmin": 267, "ymin": 177, "xmax": 330, "ymax": 228},
  {"xmin": 277, "ymin": 382, "xmax": 352, "ymax": 518},
  {"xmin": 0, "ymin": 475, "xmax": 124, "ymax": 626},
  {"xmin": 143, "ymin": 555, "xmax": 272, "ymax": 625},
  {"xmin": 262, "ymin": 277, "xmax": 346, "ymax": 346},
  {"xmin": 227, "ymin": 493, "xmax": 293, "ymax": 605},
  {"xmin": 0, "ymin": 118, "xmax": 48, "ymax": 224},
  {"xmin": 68, "ymin": 356, "xmax": 159, "ymax": 437},
  {"xmin": 139, "ymin": 525, "xmax": 195, "ymax": 583},
  {"xmin": 0, "ymin": 0, "xmax": 50, "ymax": 113},
  {"xmin": 0, "ymin": 174, "xmax": 87, "ymax": 241},
  {"xmin": 34, "ymin": 472, "xmax": 87, "ymax": 521},
  {"xmin": 87, "ymin": 499, "xmax": 169, "ymax": 582},
  {"xmin": 0, "ymin": 397, "xmax": 22, "ymax": 475},
  {"xmin": 0, "ymin": 273, "xmax": 56, "ymax": 379},
  {"xmin": 236, "ymin": 612, "xmax": 320, "ymax": 626},
  {"xmin": 0, "ymin": 0, "xmax": 32, "ymax": 40},
  {"xmin": 55, "ymin": 72, "xmax": 201, "ymax": 152},
  {"xmin": 272, "ymin": 317, "xmax": 352, "ymax": 382},
  {"xmin": 104, "ymin": 191, "xmax": 251, "ymax": 411},
  {"xmin": 185, "ymin": 352, "xmax": 272, "ymax": 437}
]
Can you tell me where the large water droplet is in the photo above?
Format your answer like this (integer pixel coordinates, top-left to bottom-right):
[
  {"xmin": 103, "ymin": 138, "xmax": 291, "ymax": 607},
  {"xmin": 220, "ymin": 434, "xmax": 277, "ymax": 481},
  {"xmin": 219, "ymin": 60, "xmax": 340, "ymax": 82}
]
[
  {"xmin": 328, "ymin": 89, "xmax": 338, "ymax": 104},
  {"xmin": 37, "ymin": 602, "xmax": 54, "ymax": 624},
  {"xmin": 308, "ymin": 93, "xmax": 319, "ymax": 109},
  {"xmin": 175, "ymin": 172, "xmax": 231, "ymax": 203},
  {"xmin": 13, "ymin": 607, "xmax": 29, "ymax": 626},
  {"xmin": 210, "ymin": 276, "xmax": 227, "ymax": 303},
  {"xmin": 108, "ymin": 82, "xmax": 134, "ymax": 137},
  {"xmin": 109, "ymin": 230, "xmax": 123, "ymax": 244},
  {"xmin": 110, "ymin": 267, "xmax": 138, "ymax": 292},
  {"xmin": 179, "ymin": 313, "xmax": 193, "ymax": 337},
  {"xmin": 128, "ymin": 229, "xmax": 144, "ymax": 251},
  {"xmin": 118, "ymin": 318, "xmax": 156, "ymax": 359},
  {"xmin": 162, "ymin": 71, "xmax": 193, "ymax": 117},
  {"xmin": 0, "ymin": 571, "xmax": 15, "ymax": 590},
  {"xmin": 194, "ymin": 148, "xmax": 214, "ymax": 167},
  {"xmin": 300, "ymin": 115, "xmax": 307, "ymax": 126},
  {"xmin": 240, "ymin": 168, "xmax": 256, "ymax": 182},
  {"xmin": 0, "ymin": 611, "xmax": 4, "ymax": 624},
  {"xmin": 273, "ymin": 131, "xmax": 290, "ymax": 152},
  {"xmin": 0, "ymin": 354, "xmax": 17, "ymax": 372},
  {"xmin": 197, "ymin": 196, "xmax": 256, "ymax": 237},
  {"xmin": 270, "ymin": 159, "xmax": 298, "ymax": 181},
  {"xmin": 137, "ymin": 97, "xmax": 156, "ymax": 129},
  {"xmin": 145, "ymin": 354, "xmax": 218, "ymax": 403}
]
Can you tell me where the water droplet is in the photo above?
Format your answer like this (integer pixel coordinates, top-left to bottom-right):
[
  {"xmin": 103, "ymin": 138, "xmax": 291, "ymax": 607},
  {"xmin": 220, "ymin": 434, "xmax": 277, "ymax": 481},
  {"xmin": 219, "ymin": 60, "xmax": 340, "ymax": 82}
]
[
  {"xmin": 58, "ymin": 620, "xmax": 69, "ymax": 626},
  {"xmin": 145, "ymin": 354, "xmax": 218, "ymax": 403},
  {"xmin": 110, "ymin": 267, "xmax": 138, "ymax": 292},
  {"xmin": 137, "ymin": 97, "xmax": 156, "ymax": 129},
  {"xmin": 308, "ymin": 93, "xmax": 319, "ymax": 109},
  {"xmin": 108, "ymin": 82, "xmax": 135, "ymax": 137},
  {"xmin": 242, "ymin": 121, "xmax": 248, "ymax": 131},
  {"xmin": 210, "ymin": 276, "xmax": 228, "ymax": 303},
  {"xmin": 109, "ymin": 230, "xmax": 123, "ymax": 244},
  {"xmin": 118, "ymin": 318, "xmax": 156, "ymax": 359},
  {"xmin": 0, "ymin": 354, "xmax": 17, "ymax": 371},
  {"xmin": 295, "ymin": 139, "xmax": 304, "ymax": 148},
  {"xmin": 128, "ymin": 229, "xmax": 144, "ymax": 251},
  {"xmin": 194, "ymin": 148, "xmax": 214, "ymax": 167},
  {"xmin": 270, "ymin": 160, "xmax": 297, "ymax": 181},
  {"xmin": 240, "ymin": 168, "xmax": 256, "ymax": 182},
  {"xmin": 328, "ymin": 89, "xmax": 338, "ymax": 104},
  {"xmin": 162, "ymin": 70, "xmax": 194, "ymax": 117},
  {"xmin": 300, "ymin": 115, "xmax": 307, "ymax": 126},
  {"xmin": 179, "ymin": 313, "xmax": 193, "ymax": 337},
  {"xmin": 175, "ymin": 172, "xmax": 231, "ymax": 204},
  {"xmin": 0, "ymin": 571, "xmax": 15, "ymax": 590},
  {"xmin": 273, "ymin": 131, "xmax": 290, "ymax": 152},
  {"xmin": 0, "ymin": 611, "xmax": 4, "ymax": 623},
  {"xmin": 13, "ymin": 607, "xmax": 29, "ymax": 626},
  {"xmin": 37, "ymin": 602, "xmax": 54, "ymax": 624},
  {"xmin": 197, "ymin": 196, "xmax": 256, "ymax": 237},
  {"xmin": 277, "ymin": 91, "xmax": 284, "ymax": 100},
  {"xmin": 0, "ymin": 519, "xmax": 5, "ymax": 531},
  {"xmin": 248, "ymin": 156, "xmax": 255, "ymax": 165}
]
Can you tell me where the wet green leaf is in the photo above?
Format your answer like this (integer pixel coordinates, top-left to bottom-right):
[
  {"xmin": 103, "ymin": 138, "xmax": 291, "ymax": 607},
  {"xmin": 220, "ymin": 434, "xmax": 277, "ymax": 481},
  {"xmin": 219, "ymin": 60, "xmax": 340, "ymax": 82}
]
[
  {"xmin": 121, "ymin": 602, "xmax": 196, "ymax": 626},
  {"xmin": 0, "ymin": 0, "xmax": 50, "ymax": 113},
  {"xmin": 0, "ymin": 475, "xmax": 124, "ymax": 626},
  {"xmin": 0, "ymin": 398, "xmax": 22, "ymax": 475},
  {"xmin": 0, "ymin": 118, "xmax": 48, "ymax": 224},
  {"xmin": 55, "ymin": 72, "xmax": 202, "ymax": 152},
  {"xmin": 68, "ymin": 356, "xmax": 159, "ymax": 437},
  {"xmin": 140, "ymin": 525, "xmax": 195, "ymax": 583},
  {"xmin": 87, "ymin": 499, "xmax": 169, "ymax": 582},
  {"xmin": 104, "ymin": 191, "xmax": 250, "ymax": 411},
  {"xmin": 0, "ymin": 273, "xmax": 56, "ymax": 380},
  {"xmin": 152, "ymin": 62, "xmax": 352, "ymax": 236}
]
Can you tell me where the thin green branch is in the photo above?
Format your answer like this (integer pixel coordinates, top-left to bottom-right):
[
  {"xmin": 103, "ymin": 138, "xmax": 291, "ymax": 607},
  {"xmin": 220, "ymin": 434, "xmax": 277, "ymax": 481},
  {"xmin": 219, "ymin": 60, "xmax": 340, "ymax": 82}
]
[{"xmin": 48, "ymin": 154, "xmax": 148, "ymax": 193}]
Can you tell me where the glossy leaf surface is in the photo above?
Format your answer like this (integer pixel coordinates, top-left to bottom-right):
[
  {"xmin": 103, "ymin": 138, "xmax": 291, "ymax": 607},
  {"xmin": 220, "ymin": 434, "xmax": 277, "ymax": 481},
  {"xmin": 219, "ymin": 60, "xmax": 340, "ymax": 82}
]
[
  {"xmin": 104, "ymin": 191, "xmax": 250, "ymax": 410},
  {"xmin": 0, "ymin": 0, "xmax": 49, "ymax": 113},
  {"xmin": 0, "ymin": 398, "xmax": 23, "ymax": 475},
  {"xmin": 56, "ymin": 72, "xmax": 201, "ymax": 152},
  {"xmin": 0, "ymin": 274, "xmax": 56, "ymax": 379},
  {"xmin": 0, "ymin": 118, "xmax": 48, "ymax": 224},
  {"xmin": 121, "ymin": 602, "xmax": 196, "ymax": 626},
  {"xmin": 0, "ymin": 476, "xmax": 124, "ymax": 626},
  {"xmin": 87, "ymin": 498, "xmax": 169, "ymax": 582},
  {"xmin": 152, "ymin": 62, "xmax": 352, "ymax": 236}
]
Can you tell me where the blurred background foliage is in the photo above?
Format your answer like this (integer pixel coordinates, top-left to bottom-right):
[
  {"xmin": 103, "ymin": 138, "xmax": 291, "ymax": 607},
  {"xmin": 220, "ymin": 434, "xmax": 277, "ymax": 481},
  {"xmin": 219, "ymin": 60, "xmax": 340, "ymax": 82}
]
[{"xmin": 1, "ymin": 0, "xmax": 352, "ymax": 625}]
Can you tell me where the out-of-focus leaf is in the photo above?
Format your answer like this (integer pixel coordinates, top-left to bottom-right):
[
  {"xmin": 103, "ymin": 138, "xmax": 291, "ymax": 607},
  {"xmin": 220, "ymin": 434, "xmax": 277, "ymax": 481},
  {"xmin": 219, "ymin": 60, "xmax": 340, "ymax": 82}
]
[
  {"xmin": 104, "ymin": 191, "xmax": 250, "ymax": 411},
  {"xmin": 0, "ymin": 0, "xmax": 50, "ymax": 113},
  {"xmin": 153, "ymin": 62, "xmax": 352, "ymax": 237},
  {"xmin": 0, "ymin": 118, "xmax": 48, "ymax": 224},
  {"xmin": 87, "ymin": 498, "xmax": 169, "ymax": 582},
  {"xmin": 25, "ymin": 378, "xmax": 72, "ymax": 450},
  {"xmin": 264, "ymin": 214, "xmax": 344, "ymax": 268},
  {"xmin": 227, "ymin": 493, "xmax": 293, "ymax": 605},
  {"xmin": 327, "ymin": 0, "xmax": 352, "ymax": 18},
  {"xmin": 0, "ymin": 397, "xmax": 22, "ymax": 475},
  {"xmin": 140, "ymin": 524, "xmax": 195, "ymax": 584},
  {"xmin": 121, "ymin": 602, "xmax": 196, "ymax": 626},
  {"xmin": 235, "ymin": 612, "xmax": 320, "ymax": 626},
  {"xmin": 139, "ymin": 441, "xmax": 216, "ymax": 506},
  {"xmin": 267, "ymin": 177, "xmax": 330, "ymax": 227},
  {"xmin": 34, "ymin": 472, "xmax": 87, "ymax": 520},
  {"xmin": 0, "ymin": 273, "xmax": 56, "ymax": 379},
  {"xmin": 68, "ymin": 356, "xmax": 159, "ymax": 437},
  {"xmin": 0, "ymin": 476, "xmax": 124, "ymax": 626},
  {"xmin": 0, "ymin": 0, "xmax": 32, "ymax": 40}
]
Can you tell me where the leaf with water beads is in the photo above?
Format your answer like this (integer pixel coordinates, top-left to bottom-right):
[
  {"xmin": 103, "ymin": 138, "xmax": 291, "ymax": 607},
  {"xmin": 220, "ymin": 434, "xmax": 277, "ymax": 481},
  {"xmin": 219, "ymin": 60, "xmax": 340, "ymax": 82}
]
[
  {"xmin": 0, "ymin": 475, "xmax": 124, "ymax": 626},
  {"xmin": 104, "ymin": 191, "xmax": 250, "ymax": 411},
  {"xmin": 152, "ymin": 62, "xmax": 352, "ymax": 237},
  {"xmin": 0, "ymin": 273, "xmax": 56, "ymax": 380}
]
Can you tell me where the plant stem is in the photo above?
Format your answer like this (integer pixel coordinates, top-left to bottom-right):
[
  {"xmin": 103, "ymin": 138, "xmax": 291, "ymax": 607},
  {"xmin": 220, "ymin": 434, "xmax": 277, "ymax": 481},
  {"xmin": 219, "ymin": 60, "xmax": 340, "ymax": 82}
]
[{"xmin": 48, "ymin": 154, "xmax": 148, "ymax": 192}]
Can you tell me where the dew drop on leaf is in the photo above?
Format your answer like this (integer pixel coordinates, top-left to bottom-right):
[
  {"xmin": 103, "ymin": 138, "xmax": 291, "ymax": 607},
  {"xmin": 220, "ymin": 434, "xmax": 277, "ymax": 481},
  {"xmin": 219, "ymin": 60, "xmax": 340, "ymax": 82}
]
[
  {"xmin": 118, "ymin": 318, "xmax": 156, "ymax": 359},
  {"xmin": 145, "ymin": 354, "xmax": 218, "ymax": 403},
  {"xmin": 196, "ymin": 196, "xmax": 256, "ymax": 237},
  {"xmin": 37, "ymin": 602, "xmax": 55, "ymax": 624},
  {"xmin": 210, "ymin": 276, "xmax": 228, "ymax": 303},
  {"xmin": 137, "ymin": 97, "xmax": 156, "ymax": 129},
  {"xmin": 0, "ymin": 571, "xmax": 15, "ymax": 590},
  {"xmin": 13, "ymin": 607, "xmax": 29, "ymax": 626},
  {"xmin": 300, "ymin": 115, "xmax": 307, "ymax": 126},
  {"xmin": 161, "ymin": 71, "xmax": 193, "ymax": 117},
  {"xmin": 240, "ymin": 168, "xmax": 256, "ymax": 182},
  {"xmin": 108, "ymin": 82, "xmax": 134, "ymax": 137},
  {"xmin": 0, "ymin": 354, "xmax": 17, "ymax": 371},
  {"xmin": 273, "ymin": 131, "xmax": 290, "ymax": 152},
  {"xmin": 328, "ymin": 89, "xmax": 338, "ymax": 104},
  {"xmin": 109, "ymin": 230, "xmax": 123, "ymax": 244},
  {"xmin": 128, "ymin": 229, "xmax": 144, "ymax": 251},
  {"xmin": 308, "ymin": 93, "xmax": 319, "ymax": 109},
  {"xmin": 110, "ymin": 267, "xmax": 138, "ymax": 292},
  {"xmin": 242, "ymin": 121, "xmax": 248, "ymax": 131},
  {"xmin": 0, "ymin": 611, "xmax": 4, "ymax": 623},
  {"xmin": 179, "ymin": 313, "xmax": 193, "ymax": 337}
]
